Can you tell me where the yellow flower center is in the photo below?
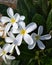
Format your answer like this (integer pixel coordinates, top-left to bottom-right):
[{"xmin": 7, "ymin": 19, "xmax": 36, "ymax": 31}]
[
  {"xmin": 10, "ymin": 18, "xmax": 16, "ymax": 24},
  {"xmin": 2, "ymin": 51, "xmax": 6, "ymax": 55},
  {"xmin": 20, "ymin": 29, "xmax": 26, "ymax": 35},
  {"xmin": 35, "ymin": 35, "xmax": 40, "ymax": 40}
]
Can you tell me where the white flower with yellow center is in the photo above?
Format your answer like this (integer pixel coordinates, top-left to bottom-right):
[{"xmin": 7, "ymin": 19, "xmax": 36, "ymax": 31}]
[
  {"xmin": 28, "ymin": 26, "xmax": 51, "ymax": 50},
  {"xmin": 0, "ymin": 44, "xmax": 15, "ymax": 64},
  {"xmin": 11, "ymin": 22, "xmax": 37, "ymax": 45},
  {"xmin": 5, "ymin": 32, "xmax": 22, "ymax": 55},
  {"xmin": 1, "ymin": 7, "xmax": 25, "ymax": 32}
]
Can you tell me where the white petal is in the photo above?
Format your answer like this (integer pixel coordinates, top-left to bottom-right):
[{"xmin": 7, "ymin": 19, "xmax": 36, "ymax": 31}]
[
  {"xmin": 8, "ymin": 32, "xmax": 15, "ymax": 39},
  {"xmin": 31, "ymin": 33, "xmax": 37, "ymax": 41},
  {"xmin": 6, "ymin": 55, "xmax": 15, "ymax": 60},
  {"xmin": 14, "ymin": 13, "xmax": 20, "ymax": 22},
  {"xmin": 11, "ymin": 27, "xmax": 19, "ymax": 34},
  {"xmin": 9, "ymin": 44, "xmax": 15, "ymax": 53},
  {"xmin": 40, "ymin": 34, "xmax": 51, "ymax": 40},
  {"xmin": 3, "ymin": 44, "xmax": 14, "ymax": 53},
  {"xmin": 0, "ymin": 47, "xmax": 3, "ymax": 56},
  {"xmin": 26, "ymin": 22, "xmax": 37, "ymax": 33},
  {"xmin": 2, "ymin": 55, "xmax": 7, "ymax": 64},
  {"xmin": 0, "ymin": 31, "xmax": 3, "ymax": 36},
  {"xmin": 15, "ymin": 46, "xmax": 20, "ymax": 55},
  {"xmin": 18, "ymin": 21, "xmax": 25, "ymax": 29},
  {"xmin": 5, "ymin": 37, "xmax": 13, "ymax": 43},
  {"xmin": 20, "ymin": 16, "xmax": 25, "ymax": 20},
  {"xmin": 28, "ymin": 42, "xmax": 36, "ymax": 50},
  {"xmin": 7, "ymin": 7, "xmax": 14, "ymax": 18},
  {"xmin": 24, "ymin": 34, "xmax": 33, "ymax": 45},
  {"xmin": 13, "ymin": 23, "xmax": 18, "ymax": 29},
  {"xmin": 5, "ymin": 23, "xmax": 11, "ymax": 33},
  {"xmin": 38, "ymin": 26, "xmax": 43, "ymax": 35},
  {"xmin": 37, "ymin": 40, "xmax": 45, "ymax": 50},
  {"xmin": 15, "ymin": 34, "xmax": 22, "ymax": 46},
  {"xmin": 1, "ymin": 16, "xmax": 10, "ymax": 24}
]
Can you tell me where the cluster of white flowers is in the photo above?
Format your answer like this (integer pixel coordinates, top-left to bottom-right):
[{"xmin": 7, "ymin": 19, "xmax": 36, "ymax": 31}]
[{"xmin": 0, "ymin": 7, "xmax": 51, "ymax": 63}]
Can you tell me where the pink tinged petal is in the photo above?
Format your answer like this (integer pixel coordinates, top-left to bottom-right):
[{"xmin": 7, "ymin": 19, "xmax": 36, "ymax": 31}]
[
  {"xmin": 20, "ymin": 16, "xmax": 25, "ymax": 20},
  {"xmin": 38, "ymin": 26, "xmax": 43, "ymax": 35},
  {"xmin": 7, "ymin": 7, "xmax": 14, "ymax": 18},
  {"xmin": 24, "ymin": 34, "xmax": 33, "ymax": 45},
  {"xmin": 6, "ymin": 55, "xmax": 15, "ymax": 60},
  {"xmin": 2, "ymin": 55, "xmax": 7, "ymax": 64},
  {"xmin": 26, "ymin": 22, "xmax": 37, "ymax": 33},
  {"xmin": 28, "ymin": 42, "xmax": 36, "ymax": 50},
  {"xmin": 40, "ymin": 34, "xmax": 51, "ymax": 40},
  {"xmin": 18, "ymin": 21, "xmax": 25, "ymax": 29},
  {"xmin": 13, "ymin": 23, "xmax": 18, "ymax": 29},
  {"xmin": 5, "ymin": 37, "xmax": 13, "ymax": 43},
  {"xmin": 1, "ymin": 16, "xmax": 10, "ymax": 24},
  {"xmin": 37, "ymin": 40, "xmax": 45, "ymax": 50},
  {"xmin": 15, "ymin": 46, "xmax": 20, "ymax": 55},
  {"xmin": 14, "ymin": 13, "xmax": 20, "ymax": 22},
  {"xmin": 15, "ymin": 34, "xmax": 22, "ymax": 46},
  {"xmin": 5, "ymin": 23, "xmax": 11, "ymax": 33}
]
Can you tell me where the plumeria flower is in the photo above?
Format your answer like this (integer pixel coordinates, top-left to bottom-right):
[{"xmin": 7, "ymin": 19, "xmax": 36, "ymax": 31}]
[
  {"xmin": 1, "ymin": 7, "xmax": 25, "ymax": 32},
  {"xmin": 11, "ymin": 22, "xmax": 37, "ymax": 45},
  {"xmin": 5, "ymin": 32, "xmax": 21, "ymax": 55},
  {"xmin": 0, "ymin": 44, "xmax": 15, "ymax": 64},
  {"xmin": 28, "ymin": 26, "xmax": 51, "ymax": 50}
]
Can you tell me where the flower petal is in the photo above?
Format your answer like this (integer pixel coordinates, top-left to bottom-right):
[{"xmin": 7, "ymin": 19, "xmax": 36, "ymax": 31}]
[
  {"xmin": 31, "ymin": 33, "xmax": 37, "ymax": 41},
  {"xmin": 7, "ymin": 7, "xmax": 14, "ymax": 18},
  {"xmin": 20, "ymin": 16, "xmax": 25, "ymax": 20},
  {"xmin": 28, "ymin": 42, "xmax": 36, "ymax": 50},
  {"xmin": 0, "ymin": 47, "xmax": 3, "ymax": 56},
  {"xmin": 15, "ymin": 34, "xmax": 22, "ymax": 46},
  {"xmin": 6, "ymin": 55, "xmax": 15, "ymax": 60},
  {"xmin": 2, "ymin": 55, "xmax": 7, "ymax": 64},
  {"xmin": 26, "ymin": 22, "xmax": 37, "ymax": 33},
  {"xmin": 8, "ymin": 32, "xmax": 15, "ymax": 39},
  {"xmin": 11, "ymin": 27, "xmax": 19, "ymax": 34},
  {"xmin": 37, "ymin": 40, "xmax": 45, "ymax": 50},
  {"xmin": 18, "ymin": 21, "xmax": 25, "ymax": 29},
  {"xmin": 24, "ymin": 34, "xmax": 33, "ymax": 45},
  {"xmin": 5, "ymin": 37, "xmax": 13, "ymax": 43},
  {"xmin": 14, "ymin": 13, "xmax": 20, "ymax": 22},
  {"xmin": 38, "ymin": 26, "xmax": 43, "ymax": 35},
  {"xmin": 40, "ymin": 34, "xmax": 51, "ymax": 40},
  {"xmin": 13, "ymin": 23, "xmax": 18, "ymax": 29},
  {"xmin": 5, "ymin": 23, "xmax": 11, "ymax": 33},
  {"xmin": 0, "ymin": 31, "xmax": 3, "ymax": 36},
  {"xmin": 3, "ymin": 44, "xmax": 14, "ymax": 53},
  {"xmin": 1, "ymin": 16, "xmax": 10, "ymax": 24},
  {"xmin": 15, "ymin": 46, "xmax": 20, "ymax": 55}
]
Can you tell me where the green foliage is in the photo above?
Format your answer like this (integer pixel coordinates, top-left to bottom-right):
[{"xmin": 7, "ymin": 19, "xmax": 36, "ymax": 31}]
[
  {"xmin": 0, "ymin": 0, "xmax": 52, "ymax": 65},
  {"xmin": 46, "ymin": 9, "xmax": 52, "ymax": 32}
]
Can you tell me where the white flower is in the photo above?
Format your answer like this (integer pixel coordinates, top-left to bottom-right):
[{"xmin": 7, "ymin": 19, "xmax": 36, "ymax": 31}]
[
  {"xmin": 5, "ymin": 32, "xmax": 21, "ymax": 55},
  {"xmin": 1, "ymin": 7, "xmax": 25, "ymax": 32},
  {"xmin": 11, "ymin": 22, "xmax": 37, "ymax": 45},
  {"xmin": 0, "ymin": 44, "xmax": 15, "ymax": 64},
  {"xmin": 28, "ymin": 26, "xmax": 51, "ymax": 50}
]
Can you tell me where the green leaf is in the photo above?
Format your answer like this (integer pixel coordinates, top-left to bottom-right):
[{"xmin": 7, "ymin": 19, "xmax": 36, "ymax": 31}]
[
  {"xmin": 46, "ymin": 9, "xmax": 52, "ymax": 32},
  {"xmin": 32, "ymin": 13, "xmax": 45, "ymax": 26}
]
